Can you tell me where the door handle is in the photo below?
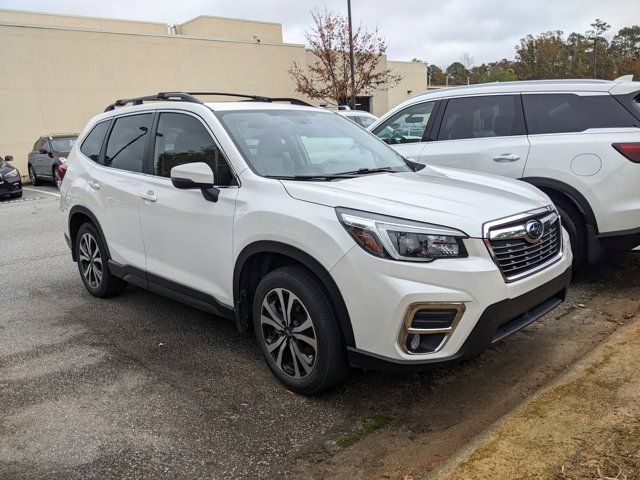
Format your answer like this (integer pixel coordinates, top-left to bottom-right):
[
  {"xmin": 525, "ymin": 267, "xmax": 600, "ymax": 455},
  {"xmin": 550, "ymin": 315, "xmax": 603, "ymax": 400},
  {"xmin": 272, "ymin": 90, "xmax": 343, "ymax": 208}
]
[
  {"xmin": 141, "ymin": 191, "xmax": 157, "ymax": 203},
  {"xmin": 88, "ymin": 180, "xmax": 100, "ymax": 190},
  {"xmin": 493, "ymin": 153, "xmax": 521, "ymax": 163}
]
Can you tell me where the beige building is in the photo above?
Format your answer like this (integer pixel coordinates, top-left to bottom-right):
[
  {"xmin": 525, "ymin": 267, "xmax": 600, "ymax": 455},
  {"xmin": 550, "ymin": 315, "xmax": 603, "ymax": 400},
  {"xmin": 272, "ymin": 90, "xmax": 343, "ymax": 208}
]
[{"xmin": 0, "ymin": 8, "xmax": 427, "ymax": 176}]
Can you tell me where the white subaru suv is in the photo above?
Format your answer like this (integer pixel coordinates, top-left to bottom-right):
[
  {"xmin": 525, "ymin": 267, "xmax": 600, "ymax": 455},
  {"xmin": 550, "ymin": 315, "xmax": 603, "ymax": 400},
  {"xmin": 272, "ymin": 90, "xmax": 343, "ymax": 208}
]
[
  {"xmin": 370, "ymin": 76, "xmax": 640, "ymax": 267},
  {"xmin": 60, "ymin": 92, "xmax": 572, "ymax": 394}
]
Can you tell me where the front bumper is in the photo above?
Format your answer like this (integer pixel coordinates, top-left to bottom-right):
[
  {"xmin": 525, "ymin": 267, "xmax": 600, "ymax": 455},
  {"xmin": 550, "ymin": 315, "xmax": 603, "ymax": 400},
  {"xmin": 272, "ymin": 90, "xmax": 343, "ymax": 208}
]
[
  {"xmin": 330, "ymin": 231, "xmax": 573, "ymax": 366},
  {"xmin": 348, "ymin": 266, "xmax": 571, "ymax": 372},
  {"xmin": 0, "ymin": 177, "xmax": 22, "ymax": 196}
]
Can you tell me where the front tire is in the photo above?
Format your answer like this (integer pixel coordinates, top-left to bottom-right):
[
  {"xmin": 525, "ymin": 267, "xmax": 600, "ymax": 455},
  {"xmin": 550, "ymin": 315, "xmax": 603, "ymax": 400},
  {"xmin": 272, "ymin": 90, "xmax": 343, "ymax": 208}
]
[
  {"xmin": 550, "ymin": 195, "xmax": 587, "ymax": 269},
  {"xmin": 28, "ymin": 164, "xmax": 41, "ymax": 186},
  {"xmin": 252, "ymin": 266, "xmax": 349, "ymax": 395},
  {"xmin": 75, "ymin": 223, "xmax": 127, "ymax": 297}
]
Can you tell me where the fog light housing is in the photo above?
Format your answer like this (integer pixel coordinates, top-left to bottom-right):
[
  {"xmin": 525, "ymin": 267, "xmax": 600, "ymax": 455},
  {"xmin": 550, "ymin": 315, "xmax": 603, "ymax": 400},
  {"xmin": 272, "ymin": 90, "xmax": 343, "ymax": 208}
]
[{"xmin": 399, "ymin": 303, "xmax": 465, "ymax": 355}]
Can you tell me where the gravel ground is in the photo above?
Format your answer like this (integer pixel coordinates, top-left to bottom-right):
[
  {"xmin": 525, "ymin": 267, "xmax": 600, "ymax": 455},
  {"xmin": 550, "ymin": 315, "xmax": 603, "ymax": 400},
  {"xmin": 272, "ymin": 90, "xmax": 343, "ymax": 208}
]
[{"xmin": 1, "ymin": 186, "xmax": 637, "ymax": 479}]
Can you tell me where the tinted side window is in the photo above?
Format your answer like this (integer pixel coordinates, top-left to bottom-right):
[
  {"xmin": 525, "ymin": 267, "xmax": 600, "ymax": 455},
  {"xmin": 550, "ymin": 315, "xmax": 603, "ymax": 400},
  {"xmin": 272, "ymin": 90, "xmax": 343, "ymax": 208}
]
[
  {"xmin": 153, "ymin": 113, "xmax": 233, "ymax": 186},
  {"xmin": 523, "ymin": 94, "xmax": 637, "ymax": 135},
  {"xmin": 80, "ymin": 121, "xmax": 110, "ymax": 162},
  {"xmin": 104, "ymin": 114, "xmax": 153, "ymax": 173},
  {"xmin": 373, "ymin": 102, "xmax": 435, "ymax": 144},
  {"xmin": 438, "ymin": 95, "xmax": 525, "ymax": 141}
]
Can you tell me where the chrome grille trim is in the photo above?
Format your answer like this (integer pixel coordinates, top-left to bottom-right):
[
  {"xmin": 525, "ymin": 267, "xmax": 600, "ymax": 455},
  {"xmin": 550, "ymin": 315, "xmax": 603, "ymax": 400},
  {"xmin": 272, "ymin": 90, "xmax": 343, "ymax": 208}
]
[{"xmin": 483, "ymin": 206, "xmax": 563, "ymax": 282}]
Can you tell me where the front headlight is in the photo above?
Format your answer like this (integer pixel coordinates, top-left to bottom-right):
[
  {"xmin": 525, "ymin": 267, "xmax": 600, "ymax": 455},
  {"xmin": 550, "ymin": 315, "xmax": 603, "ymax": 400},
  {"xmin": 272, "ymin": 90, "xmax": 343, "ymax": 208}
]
[
  {"xmin": 4, "ymin": 168, "xmax": 19, "ymax": 179},
  {"xmin": 336, "ymin": 207, "xmax": 468, "ymax": 262}
]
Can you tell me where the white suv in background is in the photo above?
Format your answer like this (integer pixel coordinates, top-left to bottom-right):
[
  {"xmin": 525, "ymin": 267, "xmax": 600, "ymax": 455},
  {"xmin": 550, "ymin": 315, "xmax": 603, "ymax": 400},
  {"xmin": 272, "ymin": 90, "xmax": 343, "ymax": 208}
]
[
  {"xmin": 60, "ymin": 92, "xmax": 572, "ymax": 394},
  {"xmin": 370, "ymin": 76, "xmax": 640, "ymax": 267}
]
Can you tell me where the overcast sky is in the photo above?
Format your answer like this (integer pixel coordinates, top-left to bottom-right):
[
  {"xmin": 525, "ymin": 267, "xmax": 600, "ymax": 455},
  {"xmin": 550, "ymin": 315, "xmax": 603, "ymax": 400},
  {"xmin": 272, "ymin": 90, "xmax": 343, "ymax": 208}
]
[{"xmin": 1, "ymin": 0, "xmax": 638, "ymax": 66}]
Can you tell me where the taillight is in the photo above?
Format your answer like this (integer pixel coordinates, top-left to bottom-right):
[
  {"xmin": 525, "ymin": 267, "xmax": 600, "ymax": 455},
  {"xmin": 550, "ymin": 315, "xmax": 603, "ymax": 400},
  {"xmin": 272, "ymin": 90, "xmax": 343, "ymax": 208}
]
[
  {"xmin": 613, "ymin": 143, "xmax": 640, "ymax": 163},
  {"xmin": 58, "ymin": 163, "xmax": 68, "ymax": 182}
]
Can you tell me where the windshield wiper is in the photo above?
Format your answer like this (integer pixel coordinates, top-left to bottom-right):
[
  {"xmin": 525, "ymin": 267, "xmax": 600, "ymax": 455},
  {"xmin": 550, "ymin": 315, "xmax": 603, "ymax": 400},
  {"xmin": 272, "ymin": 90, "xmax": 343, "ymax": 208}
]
[
  {"xmin": 334, "ymin": 167, "xmax": 399, "ymax": 175},
  {"xmin": 265, "ymin": 168, "xmax": 399, "ymax": 181},
  {"xmin": 266, "ymin": 174, "xmax": 359, "ymax": 181}
]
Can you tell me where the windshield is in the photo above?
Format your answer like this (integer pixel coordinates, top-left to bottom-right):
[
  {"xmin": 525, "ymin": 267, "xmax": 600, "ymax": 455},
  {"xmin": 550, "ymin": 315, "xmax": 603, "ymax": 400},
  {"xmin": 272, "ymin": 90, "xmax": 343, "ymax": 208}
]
[
  {"xmin": 215, "ymin": 110, "xmax": 412, "ymax": 179},
  {"xmin": 50, "ymin": 137, "xmax": 77, "ymax": 153}
]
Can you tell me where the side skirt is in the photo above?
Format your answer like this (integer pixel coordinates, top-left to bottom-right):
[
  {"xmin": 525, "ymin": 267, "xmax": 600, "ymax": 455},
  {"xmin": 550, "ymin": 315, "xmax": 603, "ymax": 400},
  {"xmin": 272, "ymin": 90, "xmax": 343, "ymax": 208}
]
[{"xmin": 107, "ymin": 260, "xmax": 234, "ymax": 320}]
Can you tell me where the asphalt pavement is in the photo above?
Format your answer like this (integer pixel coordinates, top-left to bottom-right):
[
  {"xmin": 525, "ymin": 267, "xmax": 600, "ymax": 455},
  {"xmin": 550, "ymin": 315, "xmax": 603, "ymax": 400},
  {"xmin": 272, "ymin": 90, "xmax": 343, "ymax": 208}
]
[{"xmin": 1, "ymin": 184, "xmax": 638, "ymax": 480}]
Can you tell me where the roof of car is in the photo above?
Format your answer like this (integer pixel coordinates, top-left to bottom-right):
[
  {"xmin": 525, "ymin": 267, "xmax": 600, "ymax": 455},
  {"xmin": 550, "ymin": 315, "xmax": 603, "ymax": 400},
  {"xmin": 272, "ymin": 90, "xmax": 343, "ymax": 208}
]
[
  {"xmin": 46, "ymin": 133, "xmax": 79, "ymax": 138},
  {"xmin": 413, "ymin": 77, "xmax": 635, "ymax": 101},
  {"xmin": 338, "ymin": 110, "xmax": 377, "ymax": 118}
]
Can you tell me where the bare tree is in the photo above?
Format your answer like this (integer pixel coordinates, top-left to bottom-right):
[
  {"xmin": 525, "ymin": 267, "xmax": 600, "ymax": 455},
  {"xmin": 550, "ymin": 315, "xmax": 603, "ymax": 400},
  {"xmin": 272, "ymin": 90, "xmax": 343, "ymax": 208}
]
[
  {"xmin": 460, "ymin": 51, "xmax": 474, "ymax": 70},
  {"xmin": 289, "ymin": 8, "xmax": 402, "ymax": 107}
]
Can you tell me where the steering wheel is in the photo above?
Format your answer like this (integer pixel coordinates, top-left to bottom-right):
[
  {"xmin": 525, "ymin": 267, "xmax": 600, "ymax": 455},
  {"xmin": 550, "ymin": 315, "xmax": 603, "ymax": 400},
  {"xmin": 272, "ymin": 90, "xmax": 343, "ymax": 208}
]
[{"xmin": 388, "ymin": 129, "xmax": 408, "ymax": 144}]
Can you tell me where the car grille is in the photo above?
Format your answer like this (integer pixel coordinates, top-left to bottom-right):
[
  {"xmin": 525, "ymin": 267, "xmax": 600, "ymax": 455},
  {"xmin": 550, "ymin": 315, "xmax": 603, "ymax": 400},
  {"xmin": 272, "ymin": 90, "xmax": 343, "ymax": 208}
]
[{"xmin": 485, "ymin": 207, "xmax": 562, "ymax": 281}]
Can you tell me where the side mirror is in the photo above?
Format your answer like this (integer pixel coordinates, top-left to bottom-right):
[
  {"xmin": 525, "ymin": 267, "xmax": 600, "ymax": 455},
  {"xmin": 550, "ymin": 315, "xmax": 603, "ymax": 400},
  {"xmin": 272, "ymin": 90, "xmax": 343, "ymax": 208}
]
[
  {"xmin": 39, "ymin": 148, "xmax": 48, "ymax": 155},
  {"xmin": 170, "ymin": 162, "xmax": 219, "ymax": 203},
  {"xmin": 4, "ymin": 155, "xmax": 13, "ymax": 162}
]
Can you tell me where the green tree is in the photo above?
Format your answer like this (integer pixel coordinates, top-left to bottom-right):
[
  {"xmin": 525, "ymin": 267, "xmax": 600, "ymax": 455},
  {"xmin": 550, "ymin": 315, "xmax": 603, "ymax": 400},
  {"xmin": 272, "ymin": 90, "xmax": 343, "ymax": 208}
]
[
  {"xmin": 446, "ymin": 61, "xmax": 469, "ymax": 85},
  {"xmin": 515, "ymin": 30, "xmax": 567, "ymax": 79},
  {"xmin": 587, "ymin": 18, "xmax": 612, "ymax": 78},
  {"xmin": 610, "ymin": 25, "xmax": 640, "ymax": 77},
  {"xmin": 427, "ymin": 64, "xmax": 446, "ymax": 86}
]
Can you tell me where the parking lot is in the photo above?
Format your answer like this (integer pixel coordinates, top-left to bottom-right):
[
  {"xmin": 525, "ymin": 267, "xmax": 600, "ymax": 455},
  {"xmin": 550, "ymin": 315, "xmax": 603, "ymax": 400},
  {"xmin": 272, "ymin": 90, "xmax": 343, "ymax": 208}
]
[{"xmin": 1, "ymin": 185, "xmax": 639, "ymax": 479}]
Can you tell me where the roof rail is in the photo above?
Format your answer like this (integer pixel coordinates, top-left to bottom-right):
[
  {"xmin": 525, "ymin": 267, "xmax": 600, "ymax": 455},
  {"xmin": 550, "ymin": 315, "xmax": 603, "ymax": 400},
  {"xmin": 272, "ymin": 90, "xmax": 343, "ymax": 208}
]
[
  {"xmin": 104, "ymin": 92, "xmax": 202, "ymax": 112},
  {"xmin": 104, "ymin": 92, "xmax": 314, "ymax": 112}
]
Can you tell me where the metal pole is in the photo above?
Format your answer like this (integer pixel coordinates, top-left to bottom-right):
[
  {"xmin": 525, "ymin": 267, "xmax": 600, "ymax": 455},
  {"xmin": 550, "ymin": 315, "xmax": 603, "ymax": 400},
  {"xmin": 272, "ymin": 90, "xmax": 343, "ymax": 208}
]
[
  {"xmin": 593, "ymin": 34, "xmax": 597, "ymax": 79},
  {"xmin": 347, "ymin": 0, "xmax": 356, "ymax": 109}
]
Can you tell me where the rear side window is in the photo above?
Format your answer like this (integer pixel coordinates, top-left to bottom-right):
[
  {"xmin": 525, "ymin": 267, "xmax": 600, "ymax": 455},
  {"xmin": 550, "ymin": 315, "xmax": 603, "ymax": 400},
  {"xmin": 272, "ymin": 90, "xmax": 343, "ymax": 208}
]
[
  {"xmin": 438, "ymin": 95, "xmax": 525, "ymax": 141},
  {"xmin": 80, "ymin": 121, "xmax": 110, "ymax": 162},
  {"xmin": 104, "ymin": 113, "xmax": 153, "ymax": 173},
  {"xmin": 523, "ymin": 94, "xmax": 638, "ymax": 135},
  {"xmin": 153, "ymin": 112, "xmax": 233, "ymax": 186},
  {"xmin": 372, "ymin": 101, "xmax": 435, "ymax": 144}
]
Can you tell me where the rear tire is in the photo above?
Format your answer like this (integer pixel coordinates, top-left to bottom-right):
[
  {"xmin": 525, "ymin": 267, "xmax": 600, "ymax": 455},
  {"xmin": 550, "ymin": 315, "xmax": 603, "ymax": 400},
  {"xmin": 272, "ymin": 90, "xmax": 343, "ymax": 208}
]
[
  {"xmin": 252, "ymin": 266, "xmax": 349, "ymax": 395},
  {"xmin": 75, "ymin": 223, "xmax": 127, "ymax": 298},
  {"xmin": 550, "ymin": 195, "xmax": 586, "ymax": 269},
  {"xmin": 28, "ymin": 164, "xmax": 41, "ymax": 186}
]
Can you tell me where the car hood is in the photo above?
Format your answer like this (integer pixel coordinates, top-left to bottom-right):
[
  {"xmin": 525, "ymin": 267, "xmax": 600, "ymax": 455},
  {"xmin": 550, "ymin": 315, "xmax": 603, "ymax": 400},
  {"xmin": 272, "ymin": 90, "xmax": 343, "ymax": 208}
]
[
  {"xmin": 0, "ymin": 160, "xmax": 18, "ymax": 174},
  {"xmin": 281, "ymin": 166, "xmax": 551, "ymax": 238}
]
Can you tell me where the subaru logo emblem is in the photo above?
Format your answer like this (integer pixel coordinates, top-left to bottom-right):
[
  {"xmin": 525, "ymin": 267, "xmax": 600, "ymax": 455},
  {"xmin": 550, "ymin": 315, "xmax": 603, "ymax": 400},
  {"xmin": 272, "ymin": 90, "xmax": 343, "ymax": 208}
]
[{"xmin": 525, "ymin": 220, "xmax": 544, "ymax": 242}]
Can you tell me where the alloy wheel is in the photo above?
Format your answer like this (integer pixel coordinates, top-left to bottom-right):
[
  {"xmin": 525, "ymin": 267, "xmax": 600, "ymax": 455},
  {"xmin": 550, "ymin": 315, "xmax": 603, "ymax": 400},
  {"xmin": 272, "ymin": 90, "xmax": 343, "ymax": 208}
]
[
  {"xmin": 28, "ymin": 166, "xmax": 36, "ymax": 184},
  {"xmin": 79, "ymin": 232, "xmax": 103, "ymax": 289},
  {"xmin": 260, "ymin": 288, "xmax": 317, "ymax": 379}
]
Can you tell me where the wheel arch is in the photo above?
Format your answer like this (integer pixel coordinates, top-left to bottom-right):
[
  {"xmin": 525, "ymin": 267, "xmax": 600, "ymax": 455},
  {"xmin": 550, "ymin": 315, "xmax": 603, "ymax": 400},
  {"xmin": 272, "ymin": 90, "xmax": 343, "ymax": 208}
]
[
  {"xmin": 233, "ymin": 241, "xmax": 355, "ymax": 347},
  {"xmin": 68, "ymin": 206, "xmax": 110, "ymax": 262},
  {"xmin": 521, "ymin": 177, "xmax": 598, "ymax": 231}
]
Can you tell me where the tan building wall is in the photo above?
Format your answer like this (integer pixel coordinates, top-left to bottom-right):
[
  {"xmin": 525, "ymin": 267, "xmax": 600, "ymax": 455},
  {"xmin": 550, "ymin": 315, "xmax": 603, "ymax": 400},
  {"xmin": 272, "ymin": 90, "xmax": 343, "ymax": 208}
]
[
  {"xmin": 178, "ymin": 15, "xmax": 283, "ymax": 43},
  {"xmin": 0, "ymin": 9, "xmax": 426, "ymax": 176},
  {"xmin": 0, "ymin": 8, "xmax": 167, "ymax": 34},
  {"xmin": 387, "ymin": 61, "xmax": 427, "ymax": 110}
]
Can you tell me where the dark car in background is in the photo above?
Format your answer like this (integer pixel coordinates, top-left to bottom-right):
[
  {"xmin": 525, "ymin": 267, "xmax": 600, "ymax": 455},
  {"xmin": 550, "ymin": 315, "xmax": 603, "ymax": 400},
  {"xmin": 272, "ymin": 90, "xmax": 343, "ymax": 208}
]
[
  {"xmin": 0, "ymin": 155, "xmax": 23, "ymax": 199},
  {"xmin": 28, "ymin": 134, "xmax": 78, "ymax": 188}
]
